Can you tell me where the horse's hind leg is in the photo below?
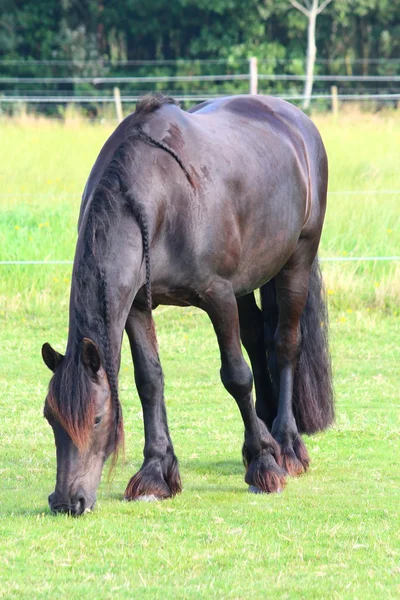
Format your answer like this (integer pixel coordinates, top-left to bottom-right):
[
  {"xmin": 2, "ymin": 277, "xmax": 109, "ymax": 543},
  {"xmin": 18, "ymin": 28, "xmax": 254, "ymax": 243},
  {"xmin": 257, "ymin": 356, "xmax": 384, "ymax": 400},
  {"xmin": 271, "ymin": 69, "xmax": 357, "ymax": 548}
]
[
  {"xmin": 237, "ymin": 293, "xmax": 277, "ymax": 430},
  {"xmin": 201, "ymin": 280, "xmax": 286, "ymax": 494},
  {"xmin": 271, "ymin": 243, "xmax": 313, "ymax": 476},
  {"xmin": 124, "ymin": 305, "xmax": 181, "ymax": 501}
]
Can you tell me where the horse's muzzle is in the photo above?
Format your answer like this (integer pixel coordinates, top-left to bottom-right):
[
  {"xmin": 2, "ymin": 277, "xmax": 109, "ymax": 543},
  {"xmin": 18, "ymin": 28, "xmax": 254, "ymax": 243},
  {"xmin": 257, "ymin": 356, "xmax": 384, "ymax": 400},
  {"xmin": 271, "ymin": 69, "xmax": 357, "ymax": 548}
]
[{"xmin": 48, "ymin": 491, "xmax": 94, "ymax": 516}]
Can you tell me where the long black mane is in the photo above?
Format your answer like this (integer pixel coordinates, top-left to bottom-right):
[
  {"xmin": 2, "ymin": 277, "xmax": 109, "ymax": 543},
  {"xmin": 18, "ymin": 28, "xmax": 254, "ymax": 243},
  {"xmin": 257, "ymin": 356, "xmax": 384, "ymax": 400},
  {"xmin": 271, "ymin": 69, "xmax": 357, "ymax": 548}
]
[
  {"xmin": 48, "ymin": 243, "xmax": 121, "ymax": 452},
  {"xmin": 80, "ymin": 94, "xmax": 194, "ymax": 309},
  {"xmin": 49, "ymin": 94, "xmax": 193, "ymax": 453}
]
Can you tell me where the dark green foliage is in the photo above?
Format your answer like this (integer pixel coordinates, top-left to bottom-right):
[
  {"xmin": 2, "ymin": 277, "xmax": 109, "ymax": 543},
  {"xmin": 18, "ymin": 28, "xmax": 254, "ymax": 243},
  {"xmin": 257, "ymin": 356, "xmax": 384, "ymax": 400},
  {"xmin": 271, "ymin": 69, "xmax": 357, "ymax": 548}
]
[
  {"xmin": 1, "ymin": 1, "xmax": 399, "ymax": 116},
  {"xmin": 1, "ymin": 0, "xmax": 399, "ymax": 66}
]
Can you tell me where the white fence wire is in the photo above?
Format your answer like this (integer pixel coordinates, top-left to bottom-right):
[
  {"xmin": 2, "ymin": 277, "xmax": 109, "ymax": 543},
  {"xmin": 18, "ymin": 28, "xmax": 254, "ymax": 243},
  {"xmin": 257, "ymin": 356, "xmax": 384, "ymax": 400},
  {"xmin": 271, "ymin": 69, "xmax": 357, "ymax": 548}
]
[
  {"xmin": 2, "ymin": 59, "xmax": 400, "ymax": 108},
  {"xmin": 1, "ymin": 257, "xmax": 399, "ymax": 265},
  {"xmin": 1, "ymin": 189, "xmax": 399, "ymax": 199},
  {"xmin": 2, "ymin": 74, "xmax": 400, "ymax": 84},
  {"xmin": 1, "ymin": 189, "xmax": 398, "ymax": 265},
  {"xmin": 2, "ymin": 93, "xmax": 400, "ymax": 104}
]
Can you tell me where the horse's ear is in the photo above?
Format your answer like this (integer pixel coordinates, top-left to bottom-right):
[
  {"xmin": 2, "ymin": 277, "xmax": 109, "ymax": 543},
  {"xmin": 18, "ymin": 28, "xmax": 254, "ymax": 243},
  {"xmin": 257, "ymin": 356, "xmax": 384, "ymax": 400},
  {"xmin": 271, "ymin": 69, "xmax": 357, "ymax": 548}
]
[
  {"xmin": 82, "ymin": 338, "xmax": 101, "ymax": 374},
  {"xmin": 42, "ymin": 343, "xmax": 64, "ymax": 372}
]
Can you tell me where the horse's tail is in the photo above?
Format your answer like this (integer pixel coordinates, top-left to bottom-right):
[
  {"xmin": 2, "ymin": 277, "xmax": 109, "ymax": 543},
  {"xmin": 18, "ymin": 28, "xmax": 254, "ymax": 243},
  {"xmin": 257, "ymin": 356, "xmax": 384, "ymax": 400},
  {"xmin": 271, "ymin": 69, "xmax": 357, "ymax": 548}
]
[{"xmin": 261, "ymin": 258, "xmax": 334, "ymax": 434}]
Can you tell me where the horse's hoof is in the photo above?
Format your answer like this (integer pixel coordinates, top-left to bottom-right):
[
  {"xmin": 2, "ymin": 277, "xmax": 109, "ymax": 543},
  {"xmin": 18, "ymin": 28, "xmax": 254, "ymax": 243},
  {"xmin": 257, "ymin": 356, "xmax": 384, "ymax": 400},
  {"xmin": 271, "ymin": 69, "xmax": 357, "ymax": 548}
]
[
  {"xmin": 124, "ymin": 468, "xmax": 172, "ymax": 501},
  {"xmin": 132, "ymin": 494, "xmax": 160, "ymax": 502},
  {"xmin": 281, "ymin": 436, "xmax": 310, "ymax": 477},
  {"xmin": 245, "ymin": 452, "xmax": 287, "ymax": 494},
  {"xmin": 124, "ymin": 456, "xmax": 182, "ymax": 502},
  {"xmin": 248, "ymin": 485, "xmax": 263, "ymax": 494},
  {"xmin": 248, "ymin": 484, "xmax": 284, "ymax": 495}
]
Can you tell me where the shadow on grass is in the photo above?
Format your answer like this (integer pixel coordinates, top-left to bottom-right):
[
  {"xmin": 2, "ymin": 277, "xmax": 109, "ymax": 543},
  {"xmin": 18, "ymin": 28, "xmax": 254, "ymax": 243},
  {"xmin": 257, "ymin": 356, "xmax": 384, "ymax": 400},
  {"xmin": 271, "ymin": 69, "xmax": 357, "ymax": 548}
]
[
  {"xmin": 104, "ymin": 483, "xmax": 248, "ymax": 502},
  {"xmin": 181, "ymin": 458, "xmax": 244, "ymax": 476},
  {"xmin": 102, "ymin": 458, "xmax": 247, "ymax": 502}
]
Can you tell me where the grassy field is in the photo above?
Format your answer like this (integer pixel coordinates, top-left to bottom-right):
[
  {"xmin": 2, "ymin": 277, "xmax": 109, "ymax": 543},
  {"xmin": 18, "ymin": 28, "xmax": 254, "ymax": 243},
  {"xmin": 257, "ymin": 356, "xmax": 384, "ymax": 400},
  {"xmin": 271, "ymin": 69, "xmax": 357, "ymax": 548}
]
[
  {"xmin": 0, "ymin": 110, "xmax": 399, "ymax": 314},
  {"xmin": 0, "ymin": 111, "xmax": 399, "ymax": 598}
]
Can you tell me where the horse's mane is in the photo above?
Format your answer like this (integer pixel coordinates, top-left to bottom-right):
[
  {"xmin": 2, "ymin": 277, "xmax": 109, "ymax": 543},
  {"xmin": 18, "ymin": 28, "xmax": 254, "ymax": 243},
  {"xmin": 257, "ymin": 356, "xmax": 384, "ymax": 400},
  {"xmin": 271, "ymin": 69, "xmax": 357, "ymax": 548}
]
[
  {"xmin": 134, "ymin": 92, "xmax": 178, "ymax": 115},
  {"xmin": 47, "ymin": 194, "xmax": 124, "ymax": 454},
  {"xmin": 47, "ymin": 348, "xmax": 96, "ymax": 451},
  {"xmin": 47, "ymin": 93, "xmax": 192, "ymax": 454}
]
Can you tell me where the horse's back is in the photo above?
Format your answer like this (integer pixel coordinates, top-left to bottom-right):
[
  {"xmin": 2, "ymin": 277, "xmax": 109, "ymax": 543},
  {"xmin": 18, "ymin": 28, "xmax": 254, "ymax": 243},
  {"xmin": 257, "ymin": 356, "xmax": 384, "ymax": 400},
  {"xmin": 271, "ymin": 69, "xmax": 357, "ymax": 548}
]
[
  {"xmin": 187, "ymin": 95, "xmax": 328, "ymax": 246},
  {"xmin": 145, "ymin": 97, "xmax": 328, "ymax": 296},
  {"xmin": 188, "ymin": 95, "xmax": 323, "ymax": 147},
  {"xmin": 188, "ymin": 95, "xmax": 326, "ymax": 181}
]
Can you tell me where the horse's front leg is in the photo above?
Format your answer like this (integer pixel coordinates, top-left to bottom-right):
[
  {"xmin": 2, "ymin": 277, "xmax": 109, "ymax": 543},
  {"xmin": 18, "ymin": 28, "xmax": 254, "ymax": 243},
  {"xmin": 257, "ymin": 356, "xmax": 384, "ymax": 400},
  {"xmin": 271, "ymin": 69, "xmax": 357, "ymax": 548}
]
[
  {"xmin": 200, "ymin": 280, "xmax": 287, "ymax": 494},
  {"xmin": 124, "ymin": 305, "xmax": 181, "ymax": 501}
]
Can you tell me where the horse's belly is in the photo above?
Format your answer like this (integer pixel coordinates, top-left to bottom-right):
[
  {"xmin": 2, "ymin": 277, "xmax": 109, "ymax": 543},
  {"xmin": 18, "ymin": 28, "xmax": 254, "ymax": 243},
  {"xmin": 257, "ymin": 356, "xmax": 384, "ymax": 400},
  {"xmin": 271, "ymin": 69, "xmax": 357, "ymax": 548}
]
[
  {"xmin": 230, "ymin": 233, "xmax": 300, "ymax": 296},
  {"xmin": 212, "ymin": 191, "xmax": 305, "ymax": 295}
]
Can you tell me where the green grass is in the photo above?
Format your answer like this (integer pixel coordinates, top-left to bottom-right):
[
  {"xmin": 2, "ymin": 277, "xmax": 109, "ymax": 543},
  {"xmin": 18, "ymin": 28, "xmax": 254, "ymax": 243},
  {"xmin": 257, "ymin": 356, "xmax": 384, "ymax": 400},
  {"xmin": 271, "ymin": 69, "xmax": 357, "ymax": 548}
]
[
  {"xmin": 0, "ymin": 308, "xmax": 399, "ymax": 598},
  {"xmin": 312, "ymin": 112, "xmax": 400, "ymax": 312},
  {"xmin": 0, "ymin": 112, "xmax": 399, "ymax": 598}
]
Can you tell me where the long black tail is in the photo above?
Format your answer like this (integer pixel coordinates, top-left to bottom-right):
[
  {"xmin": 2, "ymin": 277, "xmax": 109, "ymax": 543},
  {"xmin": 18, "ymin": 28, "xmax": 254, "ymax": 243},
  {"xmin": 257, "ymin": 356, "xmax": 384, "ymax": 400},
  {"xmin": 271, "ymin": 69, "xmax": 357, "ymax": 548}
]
[{"xmin": 261, "ymin": 258, "xmax": 334, "ymax": 435}]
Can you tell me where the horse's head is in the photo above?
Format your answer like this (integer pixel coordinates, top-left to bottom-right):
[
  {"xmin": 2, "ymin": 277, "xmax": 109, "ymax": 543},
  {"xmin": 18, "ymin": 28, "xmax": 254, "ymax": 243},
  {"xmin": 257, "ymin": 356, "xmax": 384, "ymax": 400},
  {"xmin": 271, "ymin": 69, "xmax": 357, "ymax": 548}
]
[{"xmin": 42, "ymin": 338, "xmax": 119, "ymax": 515}]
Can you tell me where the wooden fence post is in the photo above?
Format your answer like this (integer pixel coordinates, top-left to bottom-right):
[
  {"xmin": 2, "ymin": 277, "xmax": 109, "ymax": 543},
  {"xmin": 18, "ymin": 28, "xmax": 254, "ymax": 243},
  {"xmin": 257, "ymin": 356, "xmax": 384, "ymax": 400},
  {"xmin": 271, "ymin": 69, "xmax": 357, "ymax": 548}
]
[
  {"xmin": 113, "ymin": 87, "xmax": 123, "ymax": 123},
  {"xmin": 249, "ymin": 57, "xmax": 258, "ymax": 95},
  {"xmin": 331, "ymin": 85, "xmax": 339, "ymax": 116}
]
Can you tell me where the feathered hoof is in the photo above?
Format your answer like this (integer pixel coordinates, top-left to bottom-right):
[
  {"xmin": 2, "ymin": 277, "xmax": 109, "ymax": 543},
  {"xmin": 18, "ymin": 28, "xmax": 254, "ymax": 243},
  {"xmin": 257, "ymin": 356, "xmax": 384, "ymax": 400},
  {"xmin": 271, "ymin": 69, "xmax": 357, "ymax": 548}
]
[
  {"xmin": 281, "ymin": 436, "xmax": 310, "ymax": 477},
  {"xmin": 245, "ymin": 452, "xmax": 287, "ymax": 494},
  {"xmin": 248, "ymin": 485, "xmax": 284, "ymax": 495},
  {"xmin": 124, "ymin": 456, "xmax": 182, "ymax": 501},
  {"xmin": 124, "ymin": 470, "xmax": 171, "ymax": 501}
]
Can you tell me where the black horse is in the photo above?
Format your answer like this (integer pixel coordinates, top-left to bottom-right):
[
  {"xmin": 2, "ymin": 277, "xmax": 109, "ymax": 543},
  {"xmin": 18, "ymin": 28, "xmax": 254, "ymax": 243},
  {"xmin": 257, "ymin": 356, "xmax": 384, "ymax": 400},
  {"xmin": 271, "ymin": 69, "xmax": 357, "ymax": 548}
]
[{"xmin": 42, "ymin": 94, "xmax": 333, "ymax": 515}]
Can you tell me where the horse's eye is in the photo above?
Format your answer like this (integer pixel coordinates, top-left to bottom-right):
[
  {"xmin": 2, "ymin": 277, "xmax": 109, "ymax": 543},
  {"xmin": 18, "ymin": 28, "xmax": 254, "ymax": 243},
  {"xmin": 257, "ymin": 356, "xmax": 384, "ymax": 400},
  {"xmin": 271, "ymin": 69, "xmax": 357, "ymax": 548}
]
[{"xmin": 94, "ymin": 416, "xmax": 103, "ymax": 426}]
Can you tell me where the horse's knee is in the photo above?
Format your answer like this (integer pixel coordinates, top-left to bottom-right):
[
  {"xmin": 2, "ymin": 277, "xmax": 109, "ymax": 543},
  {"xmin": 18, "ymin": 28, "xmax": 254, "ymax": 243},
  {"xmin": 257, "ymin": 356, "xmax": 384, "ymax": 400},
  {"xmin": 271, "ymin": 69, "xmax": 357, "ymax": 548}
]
[{"xmin": 220, "ymin": 359, "xmax": 253, "ymax": 399}]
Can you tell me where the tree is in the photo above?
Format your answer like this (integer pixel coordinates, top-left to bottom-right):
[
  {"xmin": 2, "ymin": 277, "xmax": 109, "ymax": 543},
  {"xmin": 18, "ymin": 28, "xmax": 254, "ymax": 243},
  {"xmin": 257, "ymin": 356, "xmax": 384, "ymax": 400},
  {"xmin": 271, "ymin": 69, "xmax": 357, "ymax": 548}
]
[{"xmin": 289, "ymin": 0, "xmax": 333, "ymax": 109}]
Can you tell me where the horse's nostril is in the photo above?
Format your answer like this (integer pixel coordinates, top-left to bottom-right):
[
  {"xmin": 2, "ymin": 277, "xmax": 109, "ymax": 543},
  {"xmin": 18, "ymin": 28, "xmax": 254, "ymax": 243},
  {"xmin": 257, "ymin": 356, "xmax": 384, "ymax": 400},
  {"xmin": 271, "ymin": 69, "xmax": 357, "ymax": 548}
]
[{"xmin": 75, "ymin": 496, "xmax": 86, "ymax": 515}]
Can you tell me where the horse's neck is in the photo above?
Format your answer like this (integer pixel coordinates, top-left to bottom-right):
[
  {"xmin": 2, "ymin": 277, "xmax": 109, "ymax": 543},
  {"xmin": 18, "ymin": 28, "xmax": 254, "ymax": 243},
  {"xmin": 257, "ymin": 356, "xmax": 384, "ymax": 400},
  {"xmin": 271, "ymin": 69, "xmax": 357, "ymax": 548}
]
[{"xmin": 68, "ymin": 242, "xmax": 144, "ymax": 367}]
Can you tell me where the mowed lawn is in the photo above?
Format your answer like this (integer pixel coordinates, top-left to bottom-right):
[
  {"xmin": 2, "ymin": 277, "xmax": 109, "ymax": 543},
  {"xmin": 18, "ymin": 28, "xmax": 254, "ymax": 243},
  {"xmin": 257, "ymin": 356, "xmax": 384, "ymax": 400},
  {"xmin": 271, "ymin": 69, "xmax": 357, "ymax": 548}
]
[{"xmin": 0, "ymin": 110, "xmax": 399, "ymax": 598}]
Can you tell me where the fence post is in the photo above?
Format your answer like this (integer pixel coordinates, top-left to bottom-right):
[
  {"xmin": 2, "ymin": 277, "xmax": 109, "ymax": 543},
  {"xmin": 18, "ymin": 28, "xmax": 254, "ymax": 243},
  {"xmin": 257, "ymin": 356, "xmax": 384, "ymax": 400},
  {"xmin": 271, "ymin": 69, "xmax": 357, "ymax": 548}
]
[
  {"xmin": 331, "ymin": 85, "xmax": 339, "ymax": 116},
  {"xmin": 113, "ymin": 87, "xmax": 123, "ymax": 123},
  {"xmin": 249, "ymin": 57, "xmax": 258, "ymax": 95}
]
